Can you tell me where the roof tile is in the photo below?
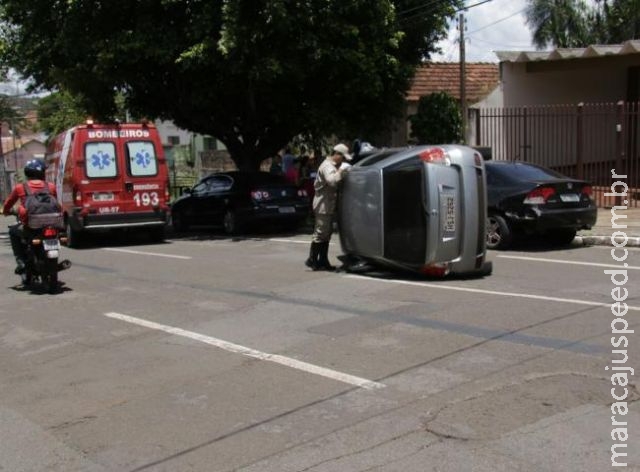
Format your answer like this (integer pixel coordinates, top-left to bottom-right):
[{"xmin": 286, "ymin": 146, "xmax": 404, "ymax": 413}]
[{"xmin": 407, "ymin": 62, "xmax": 499, "ymax": 103}]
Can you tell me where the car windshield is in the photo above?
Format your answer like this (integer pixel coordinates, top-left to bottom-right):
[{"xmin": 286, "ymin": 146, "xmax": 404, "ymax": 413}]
[
  {"xmin": 487, "ymin": 163, "xmax": 566, "ymax": 182},
  {"xmin": 242, "ymin": 172, "xmax": 289, "ymax": 185}
]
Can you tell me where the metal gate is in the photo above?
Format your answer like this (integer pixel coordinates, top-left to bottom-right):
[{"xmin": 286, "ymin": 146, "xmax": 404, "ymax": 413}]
[{"xmin": 471, "ymin": 101, "xmax": 640, "ymax": 208}]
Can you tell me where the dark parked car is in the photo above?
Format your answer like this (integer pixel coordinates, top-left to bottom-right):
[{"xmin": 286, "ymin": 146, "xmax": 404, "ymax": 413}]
[
  {"xmin": 485, "ymin": 161, "xmax": 597, "ymax": 249},
  {"xmin": 171, "ymin": 171, "xmax": 310, "ymax": 234}
]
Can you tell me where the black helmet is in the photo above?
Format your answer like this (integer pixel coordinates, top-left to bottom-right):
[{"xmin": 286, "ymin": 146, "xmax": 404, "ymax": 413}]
[{"xmin": 24, "ymin": 159, "xmax": 46, "ymax": 180}]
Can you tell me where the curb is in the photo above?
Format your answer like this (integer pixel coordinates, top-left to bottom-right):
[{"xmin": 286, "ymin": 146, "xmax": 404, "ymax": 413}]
[{"xmin": 575, "ymin": 235, "xmax": 640, "ymax": 247}]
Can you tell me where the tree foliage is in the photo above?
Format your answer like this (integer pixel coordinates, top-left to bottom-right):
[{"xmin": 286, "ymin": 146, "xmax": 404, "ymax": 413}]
[
  {"xmin": 36, "ymin": 91, "xmax": 88, "ymax": 138},
  {"xmin": 0, "ymin": 0, "xmax": 461, "ymax": 170},
  {"xmin": 408, "ymin": 92, "xmax": 462, "ymax": 144},
  {"xmin": 525, "ymin": 0, "xmax": 639, "ymax": 49}
]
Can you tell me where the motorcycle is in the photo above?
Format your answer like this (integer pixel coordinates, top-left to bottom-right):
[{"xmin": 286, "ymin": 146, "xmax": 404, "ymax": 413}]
[{"xmin": 12, "ymin": 212, "xmax": 71, "ymax": 293}]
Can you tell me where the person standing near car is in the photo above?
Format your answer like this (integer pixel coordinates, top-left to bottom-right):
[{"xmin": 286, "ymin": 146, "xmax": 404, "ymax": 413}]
[{"xmin": 305, "ymin": 143, "xmax": 351, "ymax": 271}]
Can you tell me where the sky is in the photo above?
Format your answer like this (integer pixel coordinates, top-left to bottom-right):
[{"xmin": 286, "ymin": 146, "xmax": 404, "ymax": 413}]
[{"xmin": 432, "ymin": 0, "xmax": 536, "ymax": 62}]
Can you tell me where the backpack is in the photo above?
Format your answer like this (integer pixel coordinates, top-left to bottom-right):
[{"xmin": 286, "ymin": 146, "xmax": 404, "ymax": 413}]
[{"xmin": 23, "ymin": 183, "xmax": 64, "ymax": 229}]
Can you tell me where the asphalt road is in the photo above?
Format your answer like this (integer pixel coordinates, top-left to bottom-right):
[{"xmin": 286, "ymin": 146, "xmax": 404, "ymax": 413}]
[{"xmin": 0, "ymin": 225, "xmax": 638, "ymax": 472}]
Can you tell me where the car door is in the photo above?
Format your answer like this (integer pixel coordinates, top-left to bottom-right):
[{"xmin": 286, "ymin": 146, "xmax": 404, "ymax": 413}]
[{"xmin": 205, "ymin": 175, "xmax": 234, "ymax": 222}]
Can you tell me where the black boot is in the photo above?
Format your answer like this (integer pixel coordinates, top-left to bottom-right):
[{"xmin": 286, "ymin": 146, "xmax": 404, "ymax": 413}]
[
  {"xmin": 9, "ymin": 228, "xmax": 27, "ymax": 274},
  {"xmin": 317, "ymin": 241, "xmax": 335, "ymax": 271},
  {"xmin": 14, "ymin": 258, "xmax": 26, "ymax": 275},
  {"xmin": 305, "ymin": 242, "xmax": 321, "ymax": 270}
]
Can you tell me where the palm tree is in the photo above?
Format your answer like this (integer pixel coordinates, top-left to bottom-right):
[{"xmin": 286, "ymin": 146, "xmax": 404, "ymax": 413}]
[
  {"xmin": 525, "ymin": 0, "xmax": 593, "ymax": 49},
  {"xmin": 526, "ymin": 0, "xmax": 640, "ymax": 49}
]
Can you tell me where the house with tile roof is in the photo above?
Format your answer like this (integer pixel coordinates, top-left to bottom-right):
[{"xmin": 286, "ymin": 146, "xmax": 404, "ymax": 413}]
[{"xmin": 389, "ymin": 62, "xmax": 500, "ymax": 146}]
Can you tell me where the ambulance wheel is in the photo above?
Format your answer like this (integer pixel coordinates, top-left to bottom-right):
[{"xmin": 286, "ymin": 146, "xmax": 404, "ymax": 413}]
[
  {"xmin": 149, "ymin": 226, "xmax": 166, "ymax": 243},
  {"xmin": 65, "ymin": 221, "xmax": 83, "ymax": 249},
  {"xmin": 486, "ymin": 214, "xmax": 512, "ymax": 250}
]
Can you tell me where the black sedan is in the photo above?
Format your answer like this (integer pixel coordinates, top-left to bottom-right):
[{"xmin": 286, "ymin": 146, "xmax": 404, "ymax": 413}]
[
  {"xmin": 485, "ymin": 161, "xmax": 597, "ymax": 249},
  {"xmin": 171, "ymin": 171, "xmax": 310, "ymax": 234}
]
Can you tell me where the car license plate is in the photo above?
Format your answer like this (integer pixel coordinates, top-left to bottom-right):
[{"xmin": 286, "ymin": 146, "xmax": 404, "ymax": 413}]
[
  {"xmin": 278, "ymin": 207, "xmax": 295, "ymax": 214},
  {"xmin": 444, "ymin": 196, "xmax": 455, "ymax": 232},
  {"xmin": 44, "ymin": 240, "xmax": 60, "ymax": 251},
  {"xmin": 93, "ymin": 192, "xmax": 114, "ymax": 202},
  {"xmin": 560, "ymin": 193, "xmax": 580, "ymax": 202}
]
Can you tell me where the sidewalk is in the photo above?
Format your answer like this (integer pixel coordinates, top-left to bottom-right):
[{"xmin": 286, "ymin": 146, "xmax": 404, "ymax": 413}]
[{"xmin": 576, "ymin": 206, "xmax": 640, "ymax": 247}]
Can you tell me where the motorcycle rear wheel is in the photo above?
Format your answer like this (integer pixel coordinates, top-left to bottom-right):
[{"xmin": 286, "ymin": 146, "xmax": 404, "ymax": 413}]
[{"xmin": 43, "ymin": 258, "xmax": 59, "ymax": 294}]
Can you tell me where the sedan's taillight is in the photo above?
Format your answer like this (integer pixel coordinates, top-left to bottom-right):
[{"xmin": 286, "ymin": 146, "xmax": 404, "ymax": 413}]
[
  {"xmin": 420, "ymin": 262, "xmax": 450, "ymax": 277},
  {"xmin": 523, "ymin": 187, "xmax": 556, "ymax": 204},
  {"xmin": 251, "ymin": 190, "xmax": 270, "ymax": 200},
  {"xmin": 419, "ymin": 147, "xmax": 449, "ymax": 165},
  {"xmin": 581, "ymin": 185, "xmax": 593, "ymax": 197}
]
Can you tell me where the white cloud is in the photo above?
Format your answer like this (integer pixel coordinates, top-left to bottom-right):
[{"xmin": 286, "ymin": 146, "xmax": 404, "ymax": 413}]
[{"xmin": 431, "ymin": 0, "xmax": 536, "ymax": 63}]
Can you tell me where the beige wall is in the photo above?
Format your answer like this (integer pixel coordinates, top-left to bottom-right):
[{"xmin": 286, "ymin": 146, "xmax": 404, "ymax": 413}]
[{"xmin": 501, "ymin": 55, "xmax": 638, "ymax": 107}]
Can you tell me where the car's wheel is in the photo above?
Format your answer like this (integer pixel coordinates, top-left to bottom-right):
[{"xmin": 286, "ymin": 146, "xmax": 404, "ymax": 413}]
[
  {"xmin": 65, "ymin": 220, "xmax": 82, "ymax": 249},
  {"xmin": 486, "ymin": 214, "xmax": 513, "ymax": 250},
  {"xmin": 148, "ymin": 226, "xmax": 166, "ymax": 243},
  {"xmin": 172, "ymin": 211, "xmax": 189, "ymax": 232},
  {"xmin": 223, "ymin": 209, "xmax": 242, "ymax": 235},
  {"xmin": 549, "ymin": 228, "xmax": 577, "ymax": 246}
]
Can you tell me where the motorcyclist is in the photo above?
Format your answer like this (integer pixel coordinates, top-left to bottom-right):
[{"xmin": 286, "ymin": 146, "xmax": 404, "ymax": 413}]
[{"xmin": 2, "ymin": 159, "xmax": 57, "ymax": 274}]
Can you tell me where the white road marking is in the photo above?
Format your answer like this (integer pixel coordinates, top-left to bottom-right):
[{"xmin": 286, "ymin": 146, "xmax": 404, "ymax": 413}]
[
  {"xmin": 102, "ymin": 248, "xmax": 192, "ymax": 260},
  {"xmin": 343, "ymin": 275, "xmax": 640, "ymax": 312},
  {"xmin": 498, "ymin": 255, "xmax": 640, "ymax": 270},
  {"xmin": 249, "ymin": 238, "xmax": 310, "ymax": 244},
  {"xmin": 246, "ymin": 238, "xmax": 337, "ymax": 245},
  {"xmin": 104, "ymin": 312, "xmax": 385, "ymax": 390}
]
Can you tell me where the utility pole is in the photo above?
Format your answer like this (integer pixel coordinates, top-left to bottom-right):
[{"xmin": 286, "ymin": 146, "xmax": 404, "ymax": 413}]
[{"xmin": 459, "ymin": 11, "xmax": 467, "ymax": 143}]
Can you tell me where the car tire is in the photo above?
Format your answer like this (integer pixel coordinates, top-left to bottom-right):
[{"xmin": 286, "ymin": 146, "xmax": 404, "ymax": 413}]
[
  {"xmin": 223, "ymin": 209, "xmax": 242, "ymax": 235},
  {"xmin": 149, "ymin": 226, "xmax": 166, "ymax": 243},
  {"xmin": 172, "ymin": 211, "xmax": 189, "ymax": 232},
  {"xmin": 65, "ymin": 220, "xmax": 83, "ymax": 249},
  {"xmin": 486, "ymin": 214, "xmax": 513, "ymax": 250},
  {"xmin": 550, "ymin": 228, "xmax": 576, "ymax": 246}
]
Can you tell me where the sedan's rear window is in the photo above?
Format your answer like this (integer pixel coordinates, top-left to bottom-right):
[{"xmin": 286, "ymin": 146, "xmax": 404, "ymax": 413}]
[{"xmin": 487, "ymin": 163, "xmax": 565, "ymax": 182}]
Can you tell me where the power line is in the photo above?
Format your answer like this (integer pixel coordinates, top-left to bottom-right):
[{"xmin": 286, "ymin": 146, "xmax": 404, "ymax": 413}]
[
  {"xmin": 459, "ymin": 0, "xmax": 494, "ymax": 12},
  {"xmin": 467, "ymin": 7, "xmax": 527, "ymax": 35}
]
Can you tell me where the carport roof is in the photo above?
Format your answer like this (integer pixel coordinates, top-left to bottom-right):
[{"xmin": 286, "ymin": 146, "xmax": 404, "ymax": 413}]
[{"xmin": 496, "ymin": 39, "xmax": 640, "ymax": 63}]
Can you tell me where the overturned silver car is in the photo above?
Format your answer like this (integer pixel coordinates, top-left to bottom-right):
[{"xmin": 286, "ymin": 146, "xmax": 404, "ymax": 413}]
[{"xmin": 338, "ymin": 145, "xmax": 492, "ymax": 278}]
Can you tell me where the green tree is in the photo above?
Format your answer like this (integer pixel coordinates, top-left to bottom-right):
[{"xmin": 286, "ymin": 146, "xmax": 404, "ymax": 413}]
[
  {"xmin": 36, "ymin": 91, "xmax": 88, "ymax": 138},
  {"xmin": 525, "ymin": 0, "xmax": 639, "ymax": 49},
  {"xmin": 0, "ymin": 0, "xmax": 461, "ymax": 170},
  {"xmin": 408, "ymin": 92, "xmax": 462, "ymax": 144}
]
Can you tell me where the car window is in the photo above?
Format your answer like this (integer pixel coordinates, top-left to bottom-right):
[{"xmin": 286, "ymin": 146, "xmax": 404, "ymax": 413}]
[
  {"xmin": 192, "ymin": 180, "xmax": 208, "ymax": 196},
  {"xmin": 85, "ymin": 142, "xmax": 117, "ymax": 178},
  {"xmin": 192, "ymin": 176, "xmax": 233, "ymax": 196},
  {"xmin": 208, "ymin": 176, "xmax": 234, "ymax": 192},
  {"xmin": 127, "ymin": 141, "xmax": 158, "ymax": 176},
  {"xmin": 358, "ymin": 150, "xmax": 399, "ymax": 167},
  {"xmin": 488, "ymin": 163, "xmax": 565, "ymax": 182},
  {"xmin": 485, "ymin": 166, "xmax": 510, "ymax": 186},
  {"xmin": 246, "ymin": 172, "xmax": 288, "ymax": 185}
]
